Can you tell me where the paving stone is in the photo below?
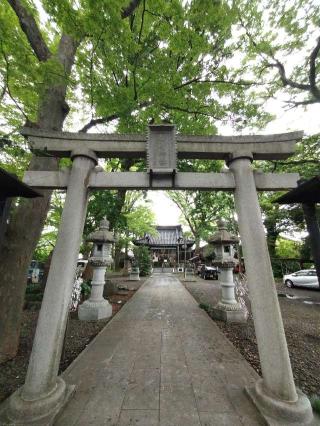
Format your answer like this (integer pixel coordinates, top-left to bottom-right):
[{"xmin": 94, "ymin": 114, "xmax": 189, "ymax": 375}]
[
  {"xmin": 161, "ymin": 364, "xmax": 190, "ymax": 385},
  {"xmin": 134, "ymin": 351, "xmax": 161, "ymax": 369},
  {"xmin": 56, "ymin": 274, "xmax": 263, "ymax": 425},
  {"xmin": 118, "ymin": 409, "xmax": 159, "ymax": 426},
  {"xmin": 199, "ymin": 412, "xmax": 243, "ymax": 426},
  {"xmin": 122, "ymin": 368, "xmax": 160, "ymax": 410},
  {"xmin": 226, "ymin": 384, "xmax": 265, "ymax": 423},
  {"xmin": 191, "ymin": 373, "xmax": 234, "ymax": 413},
  {"xmin": 160, "ymin": 397, "xmax": 201, "ymax": 426}
]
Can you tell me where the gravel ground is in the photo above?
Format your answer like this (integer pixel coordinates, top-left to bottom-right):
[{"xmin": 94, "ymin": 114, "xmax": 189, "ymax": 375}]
[
  {"xmin": 0, "ymin": 276, "xmax": 145, "ymax": 403},
  {"xmin": 183, "ymin": 275, "xmax": 320, "ymax": 398}
]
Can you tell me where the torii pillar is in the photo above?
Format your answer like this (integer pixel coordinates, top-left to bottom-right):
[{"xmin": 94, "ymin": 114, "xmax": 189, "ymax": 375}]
[
  {"xmin": 5, "ymin": 149, "xmax": 97, "ymax": 425},
  {"xmin": 229, "ymin": 154, "xmax": 312, "ymax": 424}
]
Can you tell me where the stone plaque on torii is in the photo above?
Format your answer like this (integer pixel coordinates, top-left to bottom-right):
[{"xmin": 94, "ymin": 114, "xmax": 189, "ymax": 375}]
[{"xmin": 2, "ymin": 125, "xmax": 314, "ymax": 425}]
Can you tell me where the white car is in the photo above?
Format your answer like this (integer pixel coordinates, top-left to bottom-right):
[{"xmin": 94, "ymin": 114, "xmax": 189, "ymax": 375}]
[{"xmin": 283, "ymin": 269, "xmax": 319, "ymax": 289}]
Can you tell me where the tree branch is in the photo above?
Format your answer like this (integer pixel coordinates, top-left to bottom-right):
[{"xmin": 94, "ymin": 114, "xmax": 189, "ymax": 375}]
[
  {"xmin": 79, "ymin": 113, "xmax": 119, "ymax": 133},
  {"xmin": 1, "ymin": 46, "xmax": 29, "ymax": 121},
  {"xmin": 138, "ymin": 0, "xmax": 146, "ymax": 43},
  {"xmin": 7, "ymin": 0, "xmax": 51, "ymax": 62},
  {"xmin": 309, "ymin": 36, "xmax": 320, "ymax": 100},
  {"xmin": 173, "ymin": 78, "xmax": 264, "ymax": 90},
  {"xmin": 79, "ymin": 100, "xmax": 151, "ymax": 132},
  {"xmin": 121, "ymin": 0, "xmax": 142, "ymax": 19},
  {"xmin": 0, "ymin": 43, "xmax": 9, "ymax": 102},
  {"xmin": 267, "ymin": 60, "xmax": 310, "ymax": 91},
  {"xmin": 284, "ymin": 99, "xmax": 319, "ymax": 107},
  {"xmin": 161, "ymin": 103, "xmax": 218, "ymax": 119}
]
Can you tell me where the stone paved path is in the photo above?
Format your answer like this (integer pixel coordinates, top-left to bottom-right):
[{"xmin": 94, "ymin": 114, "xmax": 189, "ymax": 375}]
[{"xmin": 55, "ymin": 274, "xmax": 264, "ymax": 426}]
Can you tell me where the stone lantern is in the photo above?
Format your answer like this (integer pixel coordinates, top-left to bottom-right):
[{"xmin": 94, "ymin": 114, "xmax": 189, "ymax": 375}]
[
  {"xmin": 78, "ymin": 217, "xmax": 115, "ymax": 320},
  {"xmin": 208, "ymin": 219, "xmax": 247, "ymax": 322}
]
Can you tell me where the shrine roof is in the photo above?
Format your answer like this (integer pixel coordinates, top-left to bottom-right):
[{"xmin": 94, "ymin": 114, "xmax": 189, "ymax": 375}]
[
  {"xmin": 134, "ymin": 225, "xmax": 194, "ymax": 247},
  {"xmin": 0, "ymin": 167, "xmax": 42, "ymax": 199},
  {"xmin": 274, "ymin": 176, "xmax": 320, "ymax": 204}
]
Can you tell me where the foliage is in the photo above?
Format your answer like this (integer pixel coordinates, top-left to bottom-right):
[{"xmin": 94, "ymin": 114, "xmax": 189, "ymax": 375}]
[
  {"xmin": 1, "ymin": 0, "xmax": 320, "ymax": 281},
  {"xmin": 25, "ymin": 284, "xmax": 42, "ymax": 295},
  {"xmin": 168, "ymin": 190, "xmax": 236, "ymax": 248},
  {"xmin": 275, "ymin": 237, "xmax": 301, "ymax": 259},
  {"xmin": 125, "ymin": 205, "xmax": 157, "ymax": 239},
  {"xmin": 300, "ymin": 236, "xmax": 312, "ymax": 260},
  {"xmin": 310, "ymin": 396, "xmax": 320, "ymax": 414},
  {"xmin": 33, "ymin": 191, "xmax": 65, "ymax": 261},
  {"xmin": 254, "ymin": 134, "xmax": 320, "ymax": 264},
  {"xmin": 25, "ymin": 293, "xmax": 43, "ymax": 302},
  {"xmin": 133, "ymin": 245, "xmax": 151, "ymax": 276},
  {"xmin": 234, "ymin": 0, "xmax": 320, "ymax": 109},
  {"xmin": 86, "ymin": 188, "xmax": 157, "ymax": 262},
  {"xmin": 202, "ymin": 244, "xmax": 216, "ymax": 261},
  {"xmin": 81, "ymin": 280, "xmax": 92, "ymax": 297},
  {"xmin": 0, "ymin": 0, "xmax": 275, "ymax": 177},
  {"xmin": 259, "ymin": 135, "xmax": 320, "ymax": 179}
]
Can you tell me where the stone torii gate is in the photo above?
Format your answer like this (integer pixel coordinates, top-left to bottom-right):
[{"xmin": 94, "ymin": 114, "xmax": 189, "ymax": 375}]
[{"xmin": 2, "ymin": 125, "xmax": 314, "ymax": 425}]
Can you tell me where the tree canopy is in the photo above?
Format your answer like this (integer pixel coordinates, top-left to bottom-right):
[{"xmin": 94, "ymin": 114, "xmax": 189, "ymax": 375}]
[
  {"xmin": 1, "ymin": 0, "xmax": 320, "ymax": 363},
  {"xmin": 234, "ymin": 0, "xmax": 320, "ymax": 110}
]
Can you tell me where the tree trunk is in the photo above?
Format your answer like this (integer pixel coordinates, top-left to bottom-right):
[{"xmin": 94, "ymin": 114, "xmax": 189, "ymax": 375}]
[
  {"xmin": 302, "ymin": 203, "xmax": 320, "ymax": 289},
  {"xmin": 0, "ymin": 34, "xmax": 77, "ymax": 363},
  {"xmin": 266, "ymin": 232, "xmax": 279, "ymax": 259},
  {"xmin": 41, "ymin": 248, "xmax": 54, "ymax": 290},
  {"xmin": 264, "ymin": 218, "xmax": 279, "ymax": 260}
]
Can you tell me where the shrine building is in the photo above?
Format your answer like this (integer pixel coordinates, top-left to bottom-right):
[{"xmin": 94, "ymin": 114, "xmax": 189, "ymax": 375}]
[{"xmin": 134, "ymin": 225, "xmax": 194, "ymax": 268}]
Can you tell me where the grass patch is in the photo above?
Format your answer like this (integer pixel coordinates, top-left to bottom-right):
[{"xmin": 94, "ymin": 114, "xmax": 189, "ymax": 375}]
[
  {"xmin": 199, "ymin": 303, "xmax": 211, "ymax": 312},
  {"xmin": 311, "ymin": 396, "xmax": 320, "ymax": 414}
]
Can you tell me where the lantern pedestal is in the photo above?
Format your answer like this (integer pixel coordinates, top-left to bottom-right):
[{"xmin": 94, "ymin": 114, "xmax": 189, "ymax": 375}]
[
  {"xmin": 79, "ymin": 265, "xmax": 112, "ymax": 320},
  {"xmin": 78, "ymin": 299, "xmax": 112, "ymax": 320},
  {"xmin": 129, "ymin": 267, "xmax": 140, "ymax": 281},
  {"xmin": 78, "ymin": 218, "xmax": 115, "ymax": 322},
  {"xmin": 211, "ymin": 267, "xmax": 248, "ymax": 323},
  {"xmin": 182, "ymin": 266, "xmax": 196, "ymax": 282},
  {"xmin": 211, "ymin": 303, "xmax": 247, "ymax": 323}
]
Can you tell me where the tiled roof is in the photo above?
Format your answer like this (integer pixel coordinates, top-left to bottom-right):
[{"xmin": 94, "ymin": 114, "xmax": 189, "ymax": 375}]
[{"xmin": 134, "ymin": 225, "xmax": 194, "ymax": 247}]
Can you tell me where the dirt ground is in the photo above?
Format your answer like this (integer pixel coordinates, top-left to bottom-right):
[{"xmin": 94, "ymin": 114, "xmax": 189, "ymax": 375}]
[
  {"xmin": 183, "ymin": 275, "xmax": 320, "ymax": 398},
  {"xmin": 0, "ymin": 276, "xmax": 145, "ymax": 403}
]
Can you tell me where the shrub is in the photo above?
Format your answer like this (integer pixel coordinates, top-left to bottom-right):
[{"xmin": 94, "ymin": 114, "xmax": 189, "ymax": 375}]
[
  {"xmin": 81, "ymin": 280, "xmax": 92, "ymax": 296},
  {"xmin": 26, "ymin": 284, "xmax": 42, "ymax": 294},
  {"xmin": 199, "ymin": 303, "xmax": 210, "ymax": 312},
  {"xmin": 133, "ymin": 246, "xmax": 152, "ymax": 276},
  {"xmin": 311, "ymin": 396, "xmax": 320, "ymax": 414},
  {"xmin": 25, "ymin": 293, "xmax": 43, "ymax": 302}
]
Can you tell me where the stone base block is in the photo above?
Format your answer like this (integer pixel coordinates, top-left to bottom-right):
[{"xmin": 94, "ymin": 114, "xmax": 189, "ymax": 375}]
[
  {"xmin": 246, "ymin": 379, "xmax": 315, "ymax": 425},
  {"xmin": 78, "ymin": 299, "xmax": 112, "ymax": 320},
  {"xmin": 0, "ymin": 377, "xmax": 74, "ymax": 425},
  {"xmin": 182, "ymin": 277, "xmax": 196, "ymax": 282},
  {"xmin": 129, "ymin": 273, "xmax": 140, "ymax": 281},
  {"xmin": 211, "ymin": 305, "xmax": 248, "ymax": 323}
]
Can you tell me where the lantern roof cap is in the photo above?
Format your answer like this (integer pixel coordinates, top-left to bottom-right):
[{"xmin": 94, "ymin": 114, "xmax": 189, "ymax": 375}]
[
  {"xmin": 208, "ymin": 219, "xmax": 239, "ymax": 245},
  {"xmin": 87, "ymin": 217, "xmax": 116, "ymax": 243}
]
